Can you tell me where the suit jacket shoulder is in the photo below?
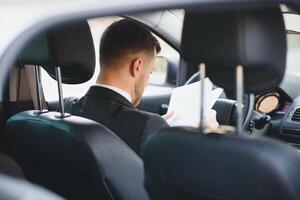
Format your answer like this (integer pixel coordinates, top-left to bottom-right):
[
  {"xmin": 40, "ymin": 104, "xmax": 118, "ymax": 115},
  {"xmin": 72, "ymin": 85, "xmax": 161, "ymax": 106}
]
[{"xmin": 66, "ymin": 86, "xmax": 169, "ymax": 155}]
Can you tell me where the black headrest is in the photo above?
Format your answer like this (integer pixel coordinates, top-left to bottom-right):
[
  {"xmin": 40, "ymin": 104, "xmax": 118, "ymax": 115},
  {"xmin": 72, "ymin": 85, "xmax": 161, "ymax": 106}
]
[
  {"xmin": 18, "ymin": 20, "xmax": 95, "ymax": 84},
  {"xmin": 181, "ymin": 6, "xmax": 287, "ymax": 93}
]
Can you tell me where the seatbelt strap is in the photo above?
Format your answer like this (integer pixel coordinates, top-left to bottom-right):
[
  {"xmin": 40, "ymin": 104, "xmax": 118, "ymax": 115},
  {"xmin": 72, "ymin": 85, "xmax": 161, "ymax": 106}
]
[
  {"xmin": 24, "ymin": 65, "xmax": 48, "ymax": 110},
  {"xmin": 9, "ymin": 64, "xmax": 31, "ymax": 103}
]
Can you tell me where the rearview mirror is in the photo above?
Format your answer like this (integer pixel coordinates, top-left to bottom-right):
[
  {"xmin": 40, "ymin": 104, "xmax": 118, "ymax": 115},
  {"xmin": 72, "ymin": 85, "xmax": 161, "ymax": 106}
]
[{"xmin": 149, "ymin": 56, "xmax": 176, "ymax": 86}]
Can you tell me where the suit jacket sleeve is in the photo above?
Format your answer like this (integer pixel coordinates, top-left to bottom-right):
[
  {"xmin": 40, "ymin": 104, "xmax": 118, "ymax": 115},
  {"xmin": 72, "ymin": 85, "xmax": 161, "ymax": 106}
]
[{"xmin": 140, "ymin": 114, "xmax": 169, "ymax": 154}]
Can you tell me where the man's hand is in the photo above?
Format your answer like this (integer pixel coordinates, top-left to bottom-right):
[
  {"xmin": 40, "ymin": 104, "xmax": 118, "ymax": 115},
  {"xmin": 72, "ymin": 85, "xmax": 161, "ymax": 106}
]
[
  {"xmin": 202, "ymin": 109, "xmax": 236, "ymax": 134},
  {"xmin": 162, "ymin": 109, "xmax": 219, "ymax": 130},
  {"xmin": 162, "ymin": 112, "xmax": 174, "ymax": 121},
  {"xmin": 162, "ymin": 109, "xmax": 233, "ymax": 134},
  {"xmin": 203, "ymin": 109, "xmax": 219, "ymax": 130}
]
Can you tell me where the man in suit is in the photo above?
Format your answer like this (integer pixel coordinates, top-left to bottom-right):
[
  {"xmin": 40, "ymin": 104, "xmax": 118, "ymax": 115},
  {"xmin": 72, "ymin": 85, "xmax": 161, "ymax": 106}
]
[{"xmin": 69, "ymin": 19, "xmax": 219, "ymax": 155}]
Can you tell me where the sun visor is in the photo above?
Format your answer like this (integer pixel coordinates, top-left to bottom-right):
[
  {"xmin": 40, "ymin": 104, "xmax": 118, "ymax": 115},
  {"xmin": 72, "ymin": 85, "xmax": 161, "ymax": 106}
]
[
  {"xmin": 181, "ymin": 6, "xmax": 287, "ymax": 94},
  {"xmin": 18, "ymin": 20, "xmax": 95, "ymax": 84}
]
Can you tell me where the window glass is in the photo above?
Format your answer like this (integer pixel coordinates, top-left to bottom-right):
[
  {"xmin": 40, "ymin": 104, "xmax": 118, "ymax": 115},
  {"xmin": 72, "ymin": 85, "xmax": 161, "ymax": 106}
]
[
  {"xmin": 41, "ymin": 16, "xmax": 178, "ymax": 101},
  {"xmin": 284, "ymin": 13, "xmax": 300, "ymax": 73}
]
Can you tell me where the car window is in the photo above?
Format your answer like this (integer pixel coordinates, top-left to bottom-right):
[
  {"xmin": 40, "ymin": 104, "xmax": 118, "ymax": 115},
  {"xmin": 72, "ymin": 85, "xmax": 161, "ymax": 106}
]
[
  {"xmin": 41, "ymin": 16, "xmax": 178, "ymax": 101},
  {"xmin": 284, "ymin": 13, "xmax": 300, "ymax": 73}
]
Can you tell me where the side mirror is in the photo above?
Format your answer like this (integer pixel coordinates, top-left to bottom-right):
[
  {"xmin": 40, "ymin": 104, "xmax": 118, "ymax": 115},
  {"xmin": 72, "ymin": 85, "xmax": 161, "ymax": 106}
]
[{"xmin": 149, "ymin": 56, "xmax": 176, "ymax": 86}]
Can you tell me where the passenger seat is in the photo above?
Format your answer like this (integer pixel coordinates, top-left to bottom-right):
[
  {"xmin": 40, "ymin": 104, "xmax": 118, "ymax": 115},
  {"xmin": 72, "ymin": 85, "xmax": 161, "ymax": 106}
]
[{"xmin": 6, "ymin": 20, "xmax": 148, "ymax": 200}]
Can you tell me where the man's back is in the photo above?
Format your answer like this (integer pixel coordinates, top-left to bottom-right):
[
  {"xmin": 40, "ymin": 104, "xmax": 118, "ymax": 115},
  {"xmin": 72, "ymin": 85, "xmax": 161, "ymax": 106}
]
[
  {"xmin": 67, "ymin": 86, "xmax": 168, "ymax": 154},
  {"xmin": 65, "ymin": 19, "xmax": 168, "ymax": 154}
]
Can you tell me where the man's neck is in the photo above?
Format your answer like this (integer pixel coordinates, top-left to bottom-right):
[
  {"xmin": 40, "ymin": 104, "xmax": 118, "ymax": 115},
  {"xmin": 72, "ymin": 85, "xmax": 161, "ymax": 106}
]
[
  {"xmin": 95, "ymin": 83, "xmax": 132, "ymax": 103},
  {"xmin": 96, "ymin": 71, "xmax": 134, "ymax": 102}
]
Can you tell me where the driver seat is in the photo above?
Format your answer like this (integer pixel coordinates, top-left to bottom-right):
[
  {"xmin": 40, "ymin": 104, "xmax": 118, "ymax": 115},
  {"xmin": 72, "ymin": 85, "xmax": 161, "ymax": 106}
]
[{"xmin": 143, "ymin": 5, "xmax": 300, "ymax": 200}]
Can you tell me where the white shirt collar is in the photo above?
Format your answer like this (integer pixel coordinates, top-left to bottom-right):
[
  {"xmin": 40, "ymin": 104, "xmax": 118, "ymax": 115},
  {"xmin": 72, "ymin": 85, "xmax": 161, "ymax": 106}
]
[{"xmin": 94, "ymin": 83, "xmax": 132, "ymax": 103}]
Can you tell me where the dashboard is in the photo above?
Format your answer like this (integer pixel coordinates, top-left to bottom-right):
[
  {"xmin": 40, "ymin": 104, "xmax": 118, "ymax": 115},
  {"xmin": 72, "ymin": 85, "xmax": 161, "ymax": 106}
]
[
  {"xmin": 280, "ymin": 96, "xmax": 300, "ymax": 139},
  {"xmin": 255, "ymin": 88, "xmax": 300, "ymax": 147},
  {"xmin": 254, "ymin": 88, "xmax": 292, "ymax": 115}
]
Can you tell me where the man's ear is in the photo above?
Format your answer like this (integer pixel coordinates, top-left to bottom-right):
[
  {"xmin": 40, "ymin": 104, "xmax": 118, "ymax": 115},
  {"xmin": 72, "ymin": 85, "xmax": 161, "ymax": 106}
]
[{"xmin": 129, "ymin": 58, "xmax": 142, "ymax": 78}]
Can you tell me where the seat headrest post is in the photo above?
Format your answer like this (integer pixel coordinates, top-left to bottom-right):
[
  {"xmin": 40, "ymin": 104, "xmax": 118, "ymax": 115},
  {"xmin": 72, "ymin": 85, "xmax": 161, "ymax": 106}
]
[
  {"xmin": 236, "ymin": 65, "xmax": 244, "ymax": 134},
  {"xmin": 33, "ymin": 65, "xmax": 45, "ymax": 113},
  {"xmin": 33, "ymin": 65, "xmax": 42, "ymax": 112},
  {"xmin": 199, "ymin": 63, "xmax": 206, "ymax": 132},
  {"xmin": 55, "ymin": 66, "xmax": 70, "ymax": 118}
]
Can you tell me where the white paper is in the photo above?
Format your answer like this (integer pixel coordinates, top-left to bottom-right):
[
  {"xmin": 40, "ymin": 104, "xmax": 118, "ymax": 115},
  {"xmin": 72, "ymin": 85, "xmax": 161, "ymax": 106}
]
[{"xmin": 167, "ymin": 79, "xmax": 223, "ymax": 127}]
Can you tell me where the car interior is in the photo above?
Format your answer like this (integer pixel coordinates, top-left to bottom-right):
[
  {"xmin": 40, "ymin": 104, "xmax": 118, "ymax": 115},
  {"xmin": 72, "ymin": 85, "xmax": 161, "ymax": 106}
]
[
  {"xmin": 144, "ymin": 5, "xmax": 300, "ymax": 200},
  {"xmin": 1, "ymin": 1, "xmax": 300, "ymax": 200}
]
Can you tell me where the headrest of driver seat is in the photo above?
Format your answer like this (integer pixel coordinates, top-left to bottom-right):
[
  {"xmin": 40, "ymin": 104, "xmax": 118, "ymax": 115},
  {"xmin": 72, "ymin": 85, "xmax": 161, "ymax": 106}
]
[
  {"xmin": 18, "ymin": 20, "xmax": 95, "ymax": 84},
  {"xmin": 181, "ymin": 6, "xmax": 287, "ymax": 94}
]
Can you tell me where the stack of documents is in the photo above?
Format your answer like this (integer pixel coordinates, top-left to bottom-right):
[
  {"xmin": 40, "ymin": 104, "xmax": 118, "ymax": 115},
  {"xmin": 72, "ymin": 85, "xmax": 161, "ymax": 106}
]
[{"xmin": 167, "ymin": 78, "xmax": 223, "ymax": 127}]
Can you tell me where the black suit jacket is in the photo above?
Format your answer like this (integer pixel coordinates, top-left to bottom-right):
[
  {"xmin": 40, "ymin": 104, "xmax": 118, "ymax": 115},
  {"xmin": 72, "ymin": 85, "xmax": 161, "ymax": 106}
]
[{"xmin": 67, "ymin": 86, "xmax": 168, "ymax": 155}]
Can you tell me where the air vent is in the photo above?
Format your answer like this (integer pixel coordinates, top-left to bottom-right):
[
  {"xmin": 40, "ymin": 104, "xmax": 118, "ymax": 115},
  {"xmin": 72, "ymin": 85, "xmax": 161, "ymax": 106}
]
[
  {"xmin": 292, "ymin": 108, "xmax": 300, "ymax": 122},
  {"xmin": 282, "ymin": 129, "xmax": 300, "ymax": 135}
]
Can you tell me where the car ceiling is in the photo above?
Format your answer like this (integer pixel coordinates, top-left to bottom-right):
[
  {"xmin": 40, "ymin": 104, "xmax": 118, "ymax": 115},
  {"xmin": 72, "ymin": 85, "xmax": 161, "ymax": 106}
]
[{"xmin": 129, "ymin": 10, "xmax": 183, "ymax": 49}]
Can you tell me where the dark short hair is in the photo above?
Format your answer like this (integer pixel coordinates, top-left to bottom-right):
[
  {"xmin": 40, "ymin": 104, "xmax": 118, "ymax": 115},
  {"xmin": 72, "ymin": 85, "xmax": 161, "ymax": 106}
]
[{"xmin": 99, "ymin": 19, "xmax": 161, "ymax": 68}]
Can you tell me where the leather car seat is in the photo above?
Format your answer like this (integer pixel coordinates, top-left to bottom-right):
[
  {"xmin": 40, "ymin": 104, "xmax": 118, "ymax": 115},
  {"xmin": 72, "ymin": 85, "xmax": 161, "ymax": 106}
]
[
  {"xmin": 0, "ymin": 173, "xmax": 64, "ymax": 200},
  {"xmin": 6, "ymin": 20, "xmax": 148, "ymax": 200},
  {"xmin": 0, "ymin": 153, "xmax": 24, "ymax": 178}
]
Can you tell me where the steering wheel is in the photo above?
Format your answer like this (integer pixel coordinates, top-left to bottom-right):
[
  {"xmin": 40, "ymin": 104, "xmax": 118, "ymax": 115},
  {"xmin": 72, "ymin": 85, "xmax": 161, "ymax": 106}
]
[{"xmin": 184, "ymin": 72, "xmax": 255, "ymax": 129}]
